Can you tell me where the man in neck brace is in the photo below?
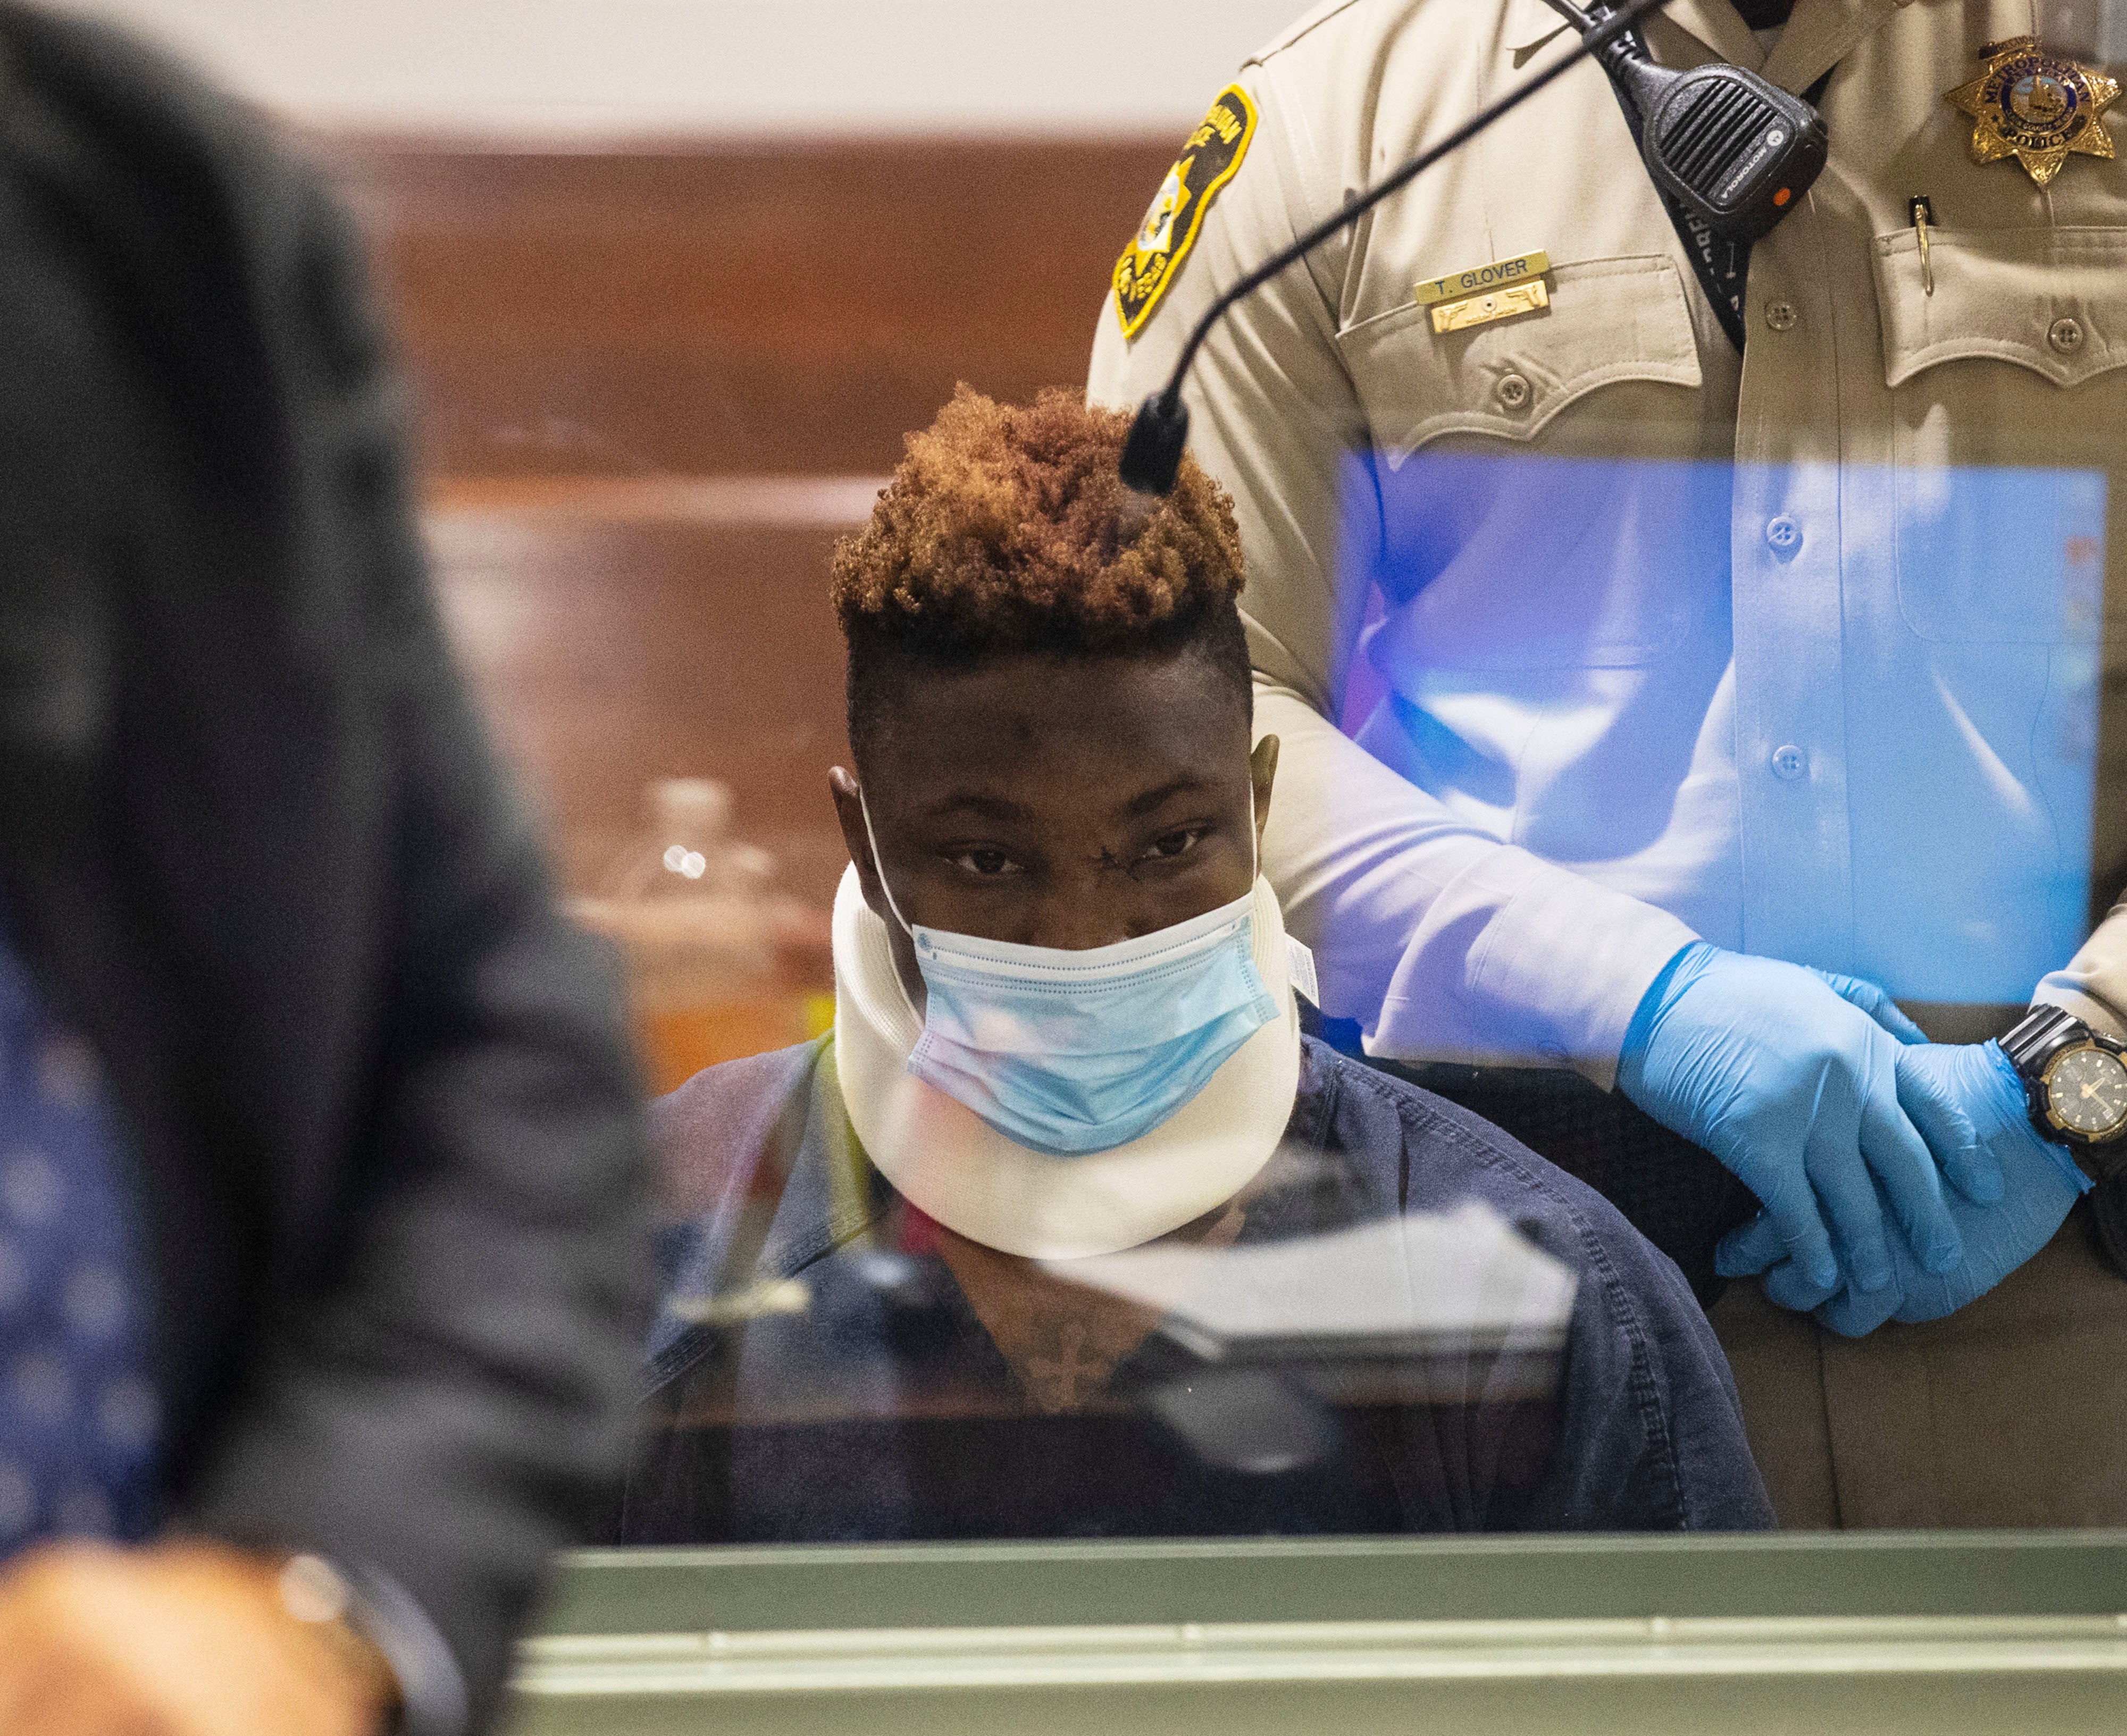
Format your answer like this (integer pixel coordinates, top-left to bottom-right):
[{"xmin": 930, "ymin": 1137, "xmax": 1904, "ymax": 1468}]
[{"xmin": 617, "ymin": 389, "xmax": 1771, "ymax": 1540}]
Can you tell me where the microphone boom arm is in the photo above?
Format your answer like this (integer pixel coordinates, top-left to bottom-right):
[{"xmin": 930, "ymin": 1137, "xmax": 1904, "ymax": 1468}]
[{"xmin": 1119, "ymin": 0, "xmax": 1673, "ymax": 496}]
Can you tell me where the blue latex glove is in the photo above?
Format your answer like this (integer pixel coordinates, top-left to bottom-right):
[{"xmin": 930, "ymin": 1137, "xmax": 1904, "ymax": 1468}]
[
  {"xmin": 1720, "ymin": 1041, "xmax": 2091, "ymax": 1336},
  {"xmin": 1617, "ymin": 943, "xmax": 1984, "ymax": 1294}
]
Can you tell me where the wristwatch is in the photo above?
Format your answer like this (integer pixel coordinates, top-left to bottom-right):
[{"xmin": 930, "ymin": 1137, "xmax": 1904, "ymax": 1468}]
[{"xmin": 1999, "ymin": 1005, "xmax": 2127, "ymax": 1177}]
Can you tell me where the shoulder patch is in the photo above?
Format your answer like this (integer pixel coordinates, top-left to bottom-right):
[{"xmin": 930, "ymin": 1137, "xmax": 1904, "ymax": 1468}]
[{"xmin": 1112, "ymin": 83, "xmax": 1259, "ymax": 341}]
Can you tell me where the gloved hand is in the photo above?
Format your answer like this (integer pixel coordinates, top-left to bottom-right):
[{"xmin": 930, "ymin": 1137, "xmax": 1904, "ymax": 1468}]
[
  {"xmin": 1720, "ymin": 1040, "xmax": 2090, "ymax": 1336},
  {"xmin": 1617, "ymin": 943, "xmax": 1987, "ymax": 1294}
]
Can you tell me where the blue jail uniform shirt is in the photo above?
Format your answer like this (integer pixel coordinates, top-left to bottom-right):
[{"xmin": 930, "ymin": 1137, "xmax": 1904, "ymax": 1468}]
[{"xmin": 620, "ymin": 1035, "xmax": 1773, "ymax": 1541}]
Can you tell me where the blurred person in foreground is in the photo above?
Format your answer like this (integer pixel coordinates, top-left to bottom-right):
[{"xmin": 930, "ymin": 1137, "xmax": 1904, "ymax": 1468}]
[
  {"xmin": 0, "ymin": 8, "xmax": 650, "ymax": 1733},
  {"xmin": 619, "ymin": 389, "xmax": 1770, "ymax": 1540}
]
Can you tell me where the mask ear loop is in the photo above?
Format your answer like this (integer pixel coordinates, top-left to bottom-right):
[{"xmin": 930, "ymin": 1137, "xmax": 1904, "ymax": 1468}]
[{"xmin": 856, "ymin": 785, "xmax": 916, "ymax": 938}]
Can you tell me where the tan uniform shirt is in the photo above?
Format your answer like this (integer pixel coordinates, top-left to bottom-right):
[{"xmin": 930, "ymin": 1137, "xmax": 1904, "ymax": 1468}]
[{"xmin": 1088, "ymin": 0, "xmax": 2127, "ymax": 1083}]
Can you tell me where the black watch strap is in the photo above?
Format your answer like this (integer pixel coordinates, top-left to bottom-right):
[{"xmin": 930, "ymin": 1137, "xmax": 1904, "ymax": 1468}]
[{"xmin": 2000, "ymin": 1003, "xmax": 2089, "ymax": 1080}]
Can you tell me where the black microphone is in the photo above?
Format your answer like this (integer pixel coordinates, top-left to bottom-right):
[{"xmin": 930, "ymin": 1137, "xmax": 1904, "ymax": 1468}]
[{"xmin": 1118, "ymin": 0, "xmax": 1676, "ymax": 499}]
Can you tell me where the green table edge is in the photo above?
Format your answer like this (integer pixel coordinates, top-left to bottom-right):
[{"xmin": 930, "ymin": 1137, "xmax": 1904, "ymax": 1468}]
[{"xmin": 506, "ymin": 1531, "xmax": 2127, "ymax": 1732}]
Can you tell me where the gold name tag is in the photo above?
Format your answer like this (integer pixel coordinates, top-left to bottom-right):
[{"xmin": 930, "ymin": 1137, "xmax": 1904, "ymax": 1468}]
[
  {"xmin": 1430, "ymin": 279, "xmax": 1550, "ymax": 333},
  {"xmin": 1416, "ymin": 248, "xmax": 1551, "ymax": 306}
]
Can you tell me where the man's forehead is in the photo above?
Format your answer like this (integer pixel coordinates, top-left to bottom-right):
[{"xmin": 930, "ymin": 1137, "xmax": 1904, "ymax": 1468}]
[
  {"xmin": 886, "ymin": 646, "xmax": 1238, "ymax": 726},
  {"xmin": 910, "ymin": 770, "xmax": 1225, "ymax": 826},
  {"xmin": 869, "ymin": 652, "xmax": 1250, "ymax": 798},
  {"xmin": 893, "ymin": 722, "xmax": 1239, "ymax": 799}
]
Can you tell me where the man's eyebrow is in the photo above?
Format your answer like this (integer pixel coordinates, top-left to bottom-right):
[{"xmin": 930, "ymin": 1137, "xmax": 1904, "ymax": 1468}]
[
  {"xmin": 920, "ymin": 792, "xmax": 1035, "ymax": 824},
  {"xmin": 1122, "ymin": 775, "xmax": 1217, "ymax": 818}
]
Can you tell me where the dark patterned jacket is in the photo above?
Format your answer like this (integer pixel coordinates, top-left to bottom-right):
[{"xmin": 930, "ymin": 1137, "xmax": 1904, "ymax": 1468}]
[{"xmin": 0, "ymin": 10, "xmax": 651, "ymax": 1726}]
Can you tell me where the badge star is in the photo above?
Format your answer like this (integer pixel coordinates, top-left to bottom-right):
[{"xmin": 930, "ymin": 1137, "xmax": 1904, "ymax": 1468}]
[{"xmin": 1946, "ymin": 36, "xmax": 2120, "ymax": 187}]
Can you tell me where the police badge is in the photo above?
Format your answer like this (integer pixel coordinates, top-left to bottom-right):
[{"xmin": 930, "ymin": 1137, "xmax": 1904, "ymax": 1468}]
[
  {"xmin": 1945, "ymin": 36, "xmax": 2120, "ymax": 187},
  {"xmin": 1113, "ymin": 85, "xmax": 1258, "ymax": 340}
]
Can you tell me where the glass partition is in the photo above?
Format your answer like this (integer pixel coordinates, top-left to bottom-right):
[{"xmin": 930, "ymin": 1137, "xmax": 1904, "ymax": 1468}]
[{"xmin": 345, "ymin": 0, "xmax": 2127, "ymax": 1605}]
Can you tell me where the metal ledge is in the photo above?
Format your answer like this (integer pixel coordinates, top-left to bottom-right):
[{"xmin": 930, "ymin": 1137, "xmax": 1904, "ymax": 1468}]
[
  {"xmin": 520, "ymin": 1612, "xmax": 2127, "ymax": 1694},
  {"xmin": 503, "ymin": 1533, "xmax": 2127, "ymax": 1734}
]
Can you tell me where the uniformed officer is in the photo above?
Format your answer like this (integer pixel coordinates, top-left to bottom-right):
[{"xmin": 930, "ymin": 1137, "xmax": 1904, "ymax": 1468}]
[{"xmin": 1089, "ymin": 0, "xmax": 2127, "ymax": 1525}]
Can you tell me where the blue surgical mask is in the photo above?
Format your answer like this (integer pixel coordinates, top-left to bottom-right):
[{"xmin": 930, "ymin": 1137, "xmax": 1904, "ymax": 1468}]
[{"xmin": 858, "ymin": 791, "xmax": 1279, "ymax": 1157}]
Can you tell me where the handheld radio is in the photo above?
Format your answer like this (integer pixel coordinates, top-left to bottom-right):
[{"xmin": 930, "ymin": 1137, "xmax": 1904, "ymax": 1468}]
[{"xmin": 1547, "ymin": 0, "xmax": 1826, "ymax": 242}]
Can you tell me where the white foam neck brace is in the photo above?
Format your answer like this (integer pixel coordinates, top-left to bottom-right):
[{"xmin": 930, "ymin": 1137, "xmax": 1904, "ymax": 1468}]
[{"xmin": 830, "ymin": 866, "xmax": 1303, "ymax": 1259}]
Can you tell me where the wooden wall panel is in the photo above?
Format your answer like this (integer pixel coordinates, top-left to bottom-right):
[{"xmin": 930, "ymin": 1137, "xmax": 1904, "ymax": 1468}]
[
  {"xmin": 423, "ymin": 484, "xmax": 862, "ymax": 902},
  {"xmin": 311, "ymin": 135, "xmax": 1176, "ymax": 895},
  {"xmin": 314, "ymin": 136, "xmax": 1176, "ymax": 480}
]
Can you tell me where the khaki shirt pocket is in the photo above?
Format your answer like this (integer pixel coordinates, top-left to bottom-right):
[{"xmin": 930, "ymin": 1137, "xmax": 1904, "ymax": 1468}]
[
  {"xmin": 1334, "ymin": 254, "xmax": 1703, "ymax": 457},
  {"xmin": 1333, "ymin": 255, "xmax": 1718, "ymax": 671},
  {"xmin": 1871, "ymin": 227, "xmax": 2123, "ymax": 646},
  {"xmin": 1873, "ymin": 227, "xmax": 2127, "ymax": 389}
]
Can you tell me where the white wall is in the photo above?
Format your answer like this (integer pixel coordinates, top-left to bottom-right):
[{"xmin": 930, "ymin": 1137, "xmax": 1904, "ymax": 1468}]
[{"xmin": 40, "ymin": 0, "xmax": 1309, "ymax": 137}]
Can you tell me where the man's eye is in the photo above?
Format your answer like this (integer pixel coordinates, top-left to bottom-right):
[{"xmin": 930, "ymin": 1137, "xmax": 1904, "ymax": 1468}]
[
  {"xmin": 951, "ymin": 849, "xmax": 1021, "ymax": 877},
  {"xmin": 1140, "ymin": 828, "xmax": 1205, "ymax": 863}
]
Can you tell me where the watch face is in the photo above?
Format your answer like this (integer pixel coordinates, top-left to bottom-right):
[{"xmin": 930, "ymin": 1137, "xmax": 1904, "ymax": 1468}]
[{"xmin": 2044, "ymin": 1044, "xmax": 2127, "ymax": 1140}]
